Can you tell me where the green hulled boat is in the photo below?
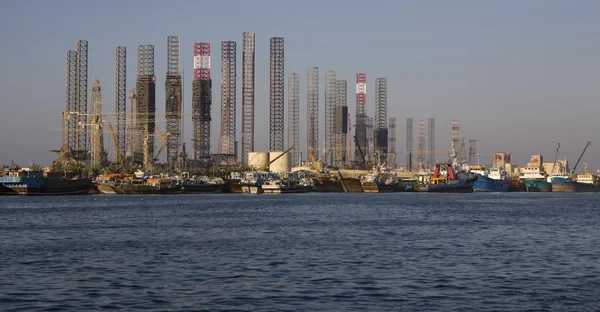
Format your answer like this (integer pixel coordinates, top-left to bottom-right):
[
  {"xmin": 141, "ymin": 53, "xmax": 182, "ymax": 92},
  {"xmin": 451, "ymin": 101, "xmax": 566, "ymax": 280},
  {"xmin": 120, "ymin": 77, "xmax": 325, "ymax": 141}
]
[{"xmin": 524, "ymin": 179, "xmax": 552, "ymax": 192}]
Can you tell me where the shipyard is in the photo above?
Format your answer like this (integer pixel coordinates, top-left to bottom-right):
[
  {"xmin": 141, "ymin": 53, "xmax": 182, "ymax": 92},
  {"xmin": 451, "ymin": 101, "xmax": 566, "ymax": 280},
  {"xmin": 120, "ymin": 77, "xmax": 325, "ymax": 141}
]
[{"xmin": 1, "ymin": 33, "xmax": 600, "ymax": 195}]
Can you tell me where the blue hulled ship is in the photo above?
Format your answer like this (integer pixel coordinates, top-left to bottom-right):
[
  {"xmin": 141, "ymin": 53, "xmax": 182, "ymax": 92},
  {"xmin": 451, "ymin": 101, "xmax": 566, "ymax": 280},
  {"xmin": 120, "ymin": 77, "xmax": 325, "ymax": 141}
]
[{"xmin": 472, "ymin": 167, "xmax": 509, "ymax": 192}]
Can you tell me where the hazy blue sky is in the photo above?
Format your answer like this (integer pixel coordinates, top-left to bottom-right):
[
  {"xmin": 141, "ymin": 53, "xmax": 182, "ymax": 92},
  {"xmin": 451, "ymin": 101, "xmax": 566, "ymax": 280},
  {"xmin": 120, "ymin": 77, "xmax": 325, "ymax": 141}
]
[{"xmin": 1, "ymin": 0, "xmax": 599, "ymax": 170}]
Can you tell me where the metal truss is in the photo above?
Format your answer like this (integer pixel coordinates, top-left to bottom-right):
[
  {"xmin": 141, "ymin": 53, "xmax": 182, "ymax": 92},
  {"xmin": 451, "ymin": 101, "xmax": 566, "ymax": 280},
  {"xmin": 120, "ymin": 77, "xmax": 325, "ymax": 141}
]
[
  {"xmin": 417, "ymin": 119, "xmax": 425, "ymax": 169},
  {"xmin": 334, "ymin": 80, "xmax": 347, "ymax": 168},
  {"xmin": 388, "ymin": 117, "xmax": 396, "ymax": 169},
  {"xmin": 241, "ymin": 32, "xmax": 255, "ymax": 164},
  {"xmin": 354, "ymin": 73, "xmax": 367, "ymax": 163},
  {"xmin": 136, "ymin": 44, "xmax": 156, "ymax": 169},
  {"xmin": 64, "ymin": 50, "xmax": 78, "ymax": 152},
  {"xmin": 324, "ymin": 70, "xmax": 336, "ymax": 166},
  {"xmin": 374, "ymin": 78, "xmax": 388, "ymax": 163},
  {"xmin": 428, "ymin": 117, "xmax": 435, "ymax": 167},
  {"xmin": 127, "ymin": 88, "xmax": 140, "ymax": 157},
  {"xmin": 115, "ymin": 46, "xmax": 126, "ymax": 160},
  {"xmin": 76, "ymin": 40, "xmax": 88, "ymax": 153},
  {"xmin": 405, "ymin": 118, "xmax": 413, "ymax": 169},
  {"xmin": 288, "ymin": 73, "xmax": 300, "ymax": 166},
  {"xmin": 269, "ymin": 37, "xmax": 285, "ymax": 152},
  {"xmin": 90, "ymin": 79, "xmax": 105, "ymax": 167},
  {"xmin": 220, "ymin": 41, "xmax": 236, "ymax": 159},
  {"xmin": 307, "ymin": 66, "xmax": 319, "ymax": 159},
  {"xmin": 192, "ymin": 42, "xmax": 211, "ymax": 167},
  {"xmin": 166, "ymin": 36, "xmax": 182, "ymax": 170}
]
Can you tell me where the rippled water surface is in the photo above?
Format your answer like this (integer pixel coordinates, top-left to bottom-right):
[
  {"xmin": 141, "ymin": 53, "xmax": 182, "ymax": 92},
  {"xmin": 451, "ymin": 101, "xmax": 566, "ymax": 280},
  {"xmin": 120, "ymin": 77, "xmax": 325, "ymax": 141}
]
[{"xmin": 1, "ymin": 193, "xmax": 600, "ymax": 311}]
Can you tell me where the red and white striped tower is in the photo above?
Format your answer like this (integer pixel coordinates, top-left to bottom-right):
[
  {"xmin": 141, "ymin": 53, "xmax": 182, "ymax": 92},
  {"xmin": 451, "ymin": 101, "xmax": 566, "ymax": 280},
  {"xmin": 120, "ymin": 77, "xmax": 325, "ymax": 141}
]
[{"xmin": 192, "ymin": 42, "xmax": 212, "ymax": 166}]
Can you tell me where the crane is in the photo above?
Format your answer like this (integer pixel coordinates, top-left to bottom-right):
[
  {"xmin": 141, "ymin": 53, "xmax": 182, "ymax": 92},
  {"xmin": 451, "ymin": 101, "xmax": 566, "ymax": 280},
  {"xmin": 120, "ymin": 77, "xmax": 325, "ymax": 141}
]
[
  {"xmin": 550, "ymin": 143, "xmax": 560, "ymax": 176},
  {"xmin": 107, "ymin": 122, "xmax": 125, "ymax": 164},
  {"xmin": 571, "ymin": 141, "xmax": 591, "ymax": 176},
  {"xmin": 153, "ymin": 125, "xmax": 169, "ymax": 161}
]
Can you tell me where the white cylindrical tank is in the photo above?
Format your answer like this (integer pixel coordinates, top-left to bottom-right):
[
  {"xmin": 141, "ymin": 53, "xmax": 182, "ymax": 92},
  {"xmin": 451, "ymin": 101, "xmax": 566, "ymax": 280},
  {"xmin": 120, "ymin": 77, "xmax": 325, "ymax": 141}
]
[
  {"xmin": 248, "ymin": 152, "xmax": 269, "ymax": 170},
  {"xmin": 269, "ymin": 151, "xmax": 291, "ymax": 173}
]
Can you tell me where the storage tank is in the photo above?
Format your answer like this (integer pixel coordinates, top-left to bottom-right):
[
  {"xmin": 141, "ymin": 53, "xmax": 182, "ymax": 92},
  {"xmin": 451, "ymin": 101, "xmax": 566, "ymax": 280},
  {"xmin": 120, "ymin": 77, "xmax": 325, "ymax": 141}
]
[
  {"xmin": 269, "ymin": 151, "xmax": 291, "ymax": 173},
  {"xmin": 248, "ymin": 152, "xmax": 269, "ymax": 170}
]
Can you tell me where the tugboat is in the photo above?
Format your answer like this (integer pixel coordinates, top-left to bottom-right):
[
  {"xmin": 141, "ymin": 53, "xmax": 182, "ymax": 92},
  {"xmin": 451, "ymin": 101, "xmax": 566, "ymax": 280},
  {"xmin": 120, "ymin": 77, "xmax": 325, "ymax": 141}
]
[{"xmin": 416, "ymin": 163, "xmax": 475, "ymax": 193}]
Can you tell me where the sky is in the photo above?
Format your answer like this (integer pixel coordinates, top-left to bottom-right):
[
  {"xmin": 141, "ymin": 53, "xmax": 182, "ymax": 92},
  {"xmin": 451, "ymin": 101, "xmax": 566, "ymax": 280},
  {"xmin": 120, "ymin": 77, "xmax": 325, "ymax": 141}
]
[{"xmin": 1, "ymin": 0, "xmax": 600, "ymax": 171}]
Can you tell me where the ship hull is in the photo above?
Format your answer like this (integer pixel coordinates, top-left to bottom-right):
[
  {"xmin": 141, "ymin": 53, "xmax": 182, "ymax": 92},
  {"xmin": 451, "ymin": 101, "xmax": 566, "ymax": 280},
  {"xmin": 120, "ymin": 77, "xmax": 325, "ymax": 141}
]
[
  {"xmin": 552, "ymin": 178, "xmax": 600, "ymax": 193},
  {"xmin": 524, "ymin": 180, "xmax": 552, "ymax": 192},
  {"xmin": 508, "ymin": 179, "xmax": 526, "ymax": 192},
  {"xmin": 313, "ymin": 178, "xmax": 344, "ymax": 192},
  {"xmin": 417, "ymin": 182, "xmax": 474, "ymax": 193},
  {"xmin": 182, "ymin": 183, "xmax": 224, "ymax": 194},
  {"xmin": 340, "ymin": 178, "xmax": 363, "ymax": 192},
  {"xmin": 0, "ymin": 178, "xmax": 92, "ymax": 196},
  {"xmin": 113, "ymin": 185, "xmax": 182, "ymax": 194},
  {"xmin": 361, "ymin": 183, "xmax": 401, "ymax": 193},
  {"xmin": 262, "ymin": 185, "xmax": 313, "ymax": 194},
  {"xmin": 241, "ymin": 185, "xmax": 263, "ymax": 194},
  {"xmin": 224, "ymin": 178, "xmax": 243, "ymax": 193},
  {"xmin": 473, "ymin": 176, "xmax": 509, "ymax": 192}
]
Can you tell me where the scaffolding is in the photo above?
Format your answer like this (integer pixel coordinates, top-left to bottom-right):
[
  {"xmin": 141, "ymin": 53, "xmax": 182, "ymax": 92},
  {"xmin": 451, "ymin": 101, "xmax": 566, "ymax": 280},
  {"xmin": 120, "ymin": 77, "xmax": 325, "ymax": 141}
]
[
  {"xmin": 288, "ymin": 73, "xmax": 300, "ymax": 166},
  {"xmin": 307, "ymin": 66, "xmax": 319, "ymax": 159},
  {"xmin": 192, "ymin": 42, "xmax": 211, "ymax": 167},
  {"xmin": 63, "ymin": 50, "xmax": 78, "ymax": 153},
  {"xmin": 374, "ymin": 78, "xmax": 388, "ymax": 164},
  {"xmin": 334, "ymin": 80, "xmax": 347, "ymax": 168},
  {"xmin": 324, "ymin": 70, "xmax": 337, "ymax": 165},
  {"xmin": 417, "ymin": 119, "xmax": 425, "ymax": 170},
  {"xmin": 115, "ymin": 46, "xmax": 126, "ymax": 161},
  {"xmin": 76, "ymin": 40, "xmax": 88, "ymax": 153},
  {"xmin": 136, "ymin": 44, "xmax": 156, "ymax": 169},
  {"xmin": 90, "ymin": 79, "xmax": 106, "ymax": 167},
  {"xmin": 269, "ymin": 37, "xmax": 285, "ymax": 152},
  {"xmin": 388, "ymin": 117, "xmax": 396, "ymax": 168},
  {"xmin": 219, "ymin": 40, "xmax": 236, "ymax": 164},
  {"xmin": 406, "ymin": 117, "xmax": 413, "ymax": 170},
  {"xmin": 165, "ymin": 36, "xmax": 182, "ymax": 170},
  {"xmin": 354, "ymin": 73, "xmax": 367, "ymax": 165},
  {"xmin": 241, "ymin": 32, "xmax": 255, "ymax": 164},
  {"xmin": 427, "ymin": 117, "xmax": 435, "ymax": 167}
]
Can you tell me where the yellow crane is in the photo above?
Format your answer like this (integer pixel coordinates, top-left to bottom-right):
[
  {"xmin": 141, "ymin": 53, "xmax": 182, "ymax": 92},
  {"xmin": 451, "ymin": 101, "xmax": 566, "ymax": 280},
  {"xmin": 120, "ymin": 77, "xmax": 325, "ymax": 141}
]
[{"xmin": 153, "ymin": 125, "xmax": 169, "ymax": 161}]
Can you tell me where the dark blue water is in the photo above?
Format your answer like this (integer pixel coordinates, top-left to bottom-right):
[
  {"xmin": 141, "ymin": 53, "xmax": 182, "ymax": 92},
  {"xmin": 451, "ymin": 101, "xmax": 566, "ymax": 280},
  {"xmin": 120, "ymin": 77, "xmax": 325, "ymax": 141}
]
[{"xmin": 1, "ymin": 193, "xmax": 600, "ymax": 311}]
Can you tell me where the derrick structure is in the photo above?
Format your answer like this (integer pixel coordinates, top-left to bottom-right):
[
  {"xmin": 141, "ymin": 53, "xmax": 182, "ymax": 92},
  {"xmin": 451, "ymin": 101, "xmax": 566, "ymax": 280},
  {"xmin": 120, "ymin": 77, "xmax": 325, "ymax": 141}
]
[
  {"xmin": 165, "ymin": 36, "xmax": 182, "ymax": 170},
  {"xmin": 306, "ymin": 66, "xmax": 319, "ymax": 159},
  {"xmin": 469, "ymin": 139, "xmax": 477, "ymax": 166},
  {"xmin": 115, "ymin": 46, "xmax": 126, "ymax": 161},
  {"xmin": 334, "ymin": 80, "xmax": 347, "ymax": 168},
  {"xmin": 406, "ymin": 118, "xmax": 414, "ymax": 170},
  {"xmin": 287, "ymin": 73, "xmax": 300, "ymax": 166},
  {"xmin": 192, "ymin": 42, "xmax": 212, "ymax": 167},
  {"xmin": 388, "ymin": 117, "xmax": 396, "ymax": 169},
  {"xmin": 427, "ymin": 117, "xmax": 435, "ymax": 167},
  {"xmin": 269, "ymin": 37, "xmax": 285, "ymax": 152},
  {"xmin": 366, "ymin": 117, "xmax": 374, "ymax": 162},
  {"xmin": 354, "ymin": 73, "xmax": 367, "ymax": 165},
  {"xmin": 63, "ymin": 50, "xmax": 78, "ymax": 154},
  {"xmin": 90, "ymin": 79, "xmax": 106, "ymax": 167},
  {"xmin": 417, "ymin": 119, "xmax": 425, "ymax": 170},
  {"xmin": 374, "ymin": 78, "xmax": 388, "ymax": 164},
  {"xmin": 241, "ymin": 32, "xmax": 255, "ymax": 164},
  {"xmin": 136, "ymin": 44, "xmax": 156, "ymax": 169},
  {"xmin": 324, "ymin": 70, "xmax": 337, "ymax": 165},
  {"xmin": 126, "ymin": 88, "xmax": 141, "ymax": 160},
  {"xmin": 76, "ymin": 40, "xmax": 88, "ymax": 153},
  {"xmin": 219, "ymin": 40, "xmax": 236, "ymax": 164}
]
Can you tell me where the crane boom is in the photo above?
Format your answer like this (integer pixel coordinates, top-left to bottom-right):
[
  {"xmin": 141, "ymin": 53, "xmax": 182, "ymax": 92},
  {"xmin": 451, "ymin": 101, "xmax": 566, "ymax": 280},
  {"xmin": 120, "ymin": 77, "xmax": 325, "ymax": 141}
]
[
  {"xmin": 571, "ymin": 141, "xmax": 591, "ymax": 175},
  {"xmin": 259, "ymin": 146, "xmax": 295, "ymax": 171},
  {"xmin": 107, "ymin": 122, "xmax": 124, "ymax": 164},
  {"xmin": 353, "ymin": 135, "xmax": 366, "ymax": 170},
  {"xmin": 550, "ymin": 143, "xmax": 560, "ymax": 175}
]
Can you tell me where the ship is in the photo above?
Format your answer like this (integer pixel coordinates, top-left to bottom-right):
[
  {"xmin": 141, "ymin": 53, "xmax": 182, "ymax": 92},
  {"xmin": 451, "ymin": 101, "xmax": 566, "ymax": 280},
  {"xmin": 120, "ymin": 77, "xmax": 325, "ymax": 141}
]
[
  {"xmin": 262, "ymin": 176, "xmax": 313, "ymax": 194},
  {"xmin": 96, "ymin": 175, "xmax": 182, "ymax": 194},
  {"xmin": 472, "ymin": 167, "xmax": 510, "ymax": 192},
  {"xmin": 416, "ymin": 163, "xmax": 475, "ymax": 193},
  {"xmin": 182, "ymin": 177, "xmax": 225, "ymax": 194},
  {"xmin": 0, "ymin": 170, "xmax": 92, "ymax": 196},
  {"xmin": 223, "ymin": 172, "xmax": 243, "ymax": 193},
  {"xmin": 360, "ymin": 164, "xmax": 402, "ymax": 193},
  {"xmin": 239, "ymin": 171, "xmax": 280, "ymax": 194},
  {"xmin": 551, "ymin": 176, "xmax": 600, "ymax": 192},
  {"xmin": 520, "ymin": 154, "xmax": 551, "ymax": 192}
]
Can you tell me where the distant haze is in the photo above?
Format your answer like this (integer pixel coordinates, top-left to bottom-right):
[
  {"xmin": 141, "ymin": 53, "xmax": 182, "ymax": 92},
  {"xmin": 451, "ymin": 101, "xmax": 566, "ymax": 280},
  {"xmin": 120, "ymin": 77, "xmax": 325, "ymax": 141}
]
[{"xmin": 1, "ymin": 0, "xmax": 599, "ymax": 170}]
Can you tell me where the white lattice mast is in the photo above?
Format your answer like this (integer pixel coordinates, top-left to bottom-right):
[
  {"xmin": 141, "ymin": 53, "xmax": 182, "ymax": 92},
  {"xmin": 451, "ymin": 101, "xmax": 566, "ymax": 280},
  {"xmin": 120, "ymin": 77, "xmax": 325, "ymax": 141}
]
[
  {"xmin": 165, "ymin": 36, "xmax": 182, "ymax": 169},
  {"xmin": 90, "ymin": 79, "xmax": 105, "ymax": 167},
  {"xmin": 76, "ymin": 40, "xmax": 88, "ymax": 154},
  {"xmin": 427, "ymin": 117, "xmax": 435, "ymax": 167},
  {"xmin": 388, "ymin": 117, "xmax": 396, "ymax": 168},
  {"xmin": 334, "ymin": 80, "xmax": 347, "ymax": 168},
  {"xmin": 241, "ymin": 32, "xmax": 255, "ymax": 164},
  {"xmin": 270, "ymin": 37, "xmax": 285, "ymax": 151},
  {"xmin": 406, "ymin": 118, "xmax": 413, "ymax": 170},
  {"xmin": 374, "ymin": 78, "xmax": 388, "ymax": 164},
  {"xmin": 307, "ymin": 66, "xmax": 319, "ymax": 159},
  {"xmin": 324, "ymin": 70, "xmax": 337, "ymax": 165},
  {"xmin": 417, "ymin": 119, "xmax": 425, "ymax": 170},
  {"xmin": 115, "ymin": 46, "xmax": 126, "ymax": 161},
  {"xmin": 192, "ymin": 42, "xmax": 211, "ymax": 167},
  {"xmin": 354, "ymin": 73, "xmax": 367, "ymax": 164},
  {"xmin": 288, "ymin": 73, "xmax": 300, "ymax": 166},
  {"xmin": 220, "ymin": 40, "xmax": 236, "ymax": 161}
]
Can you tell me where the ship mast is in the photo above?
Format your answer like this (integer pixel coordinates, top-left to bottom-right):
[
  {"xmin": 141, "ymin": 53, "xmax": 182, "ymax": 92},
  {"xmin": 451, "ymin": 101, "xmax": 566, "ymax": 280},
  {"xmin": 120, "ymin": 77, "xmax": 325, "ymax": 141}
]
[{"xmin": 550, "ymin": 143, "xmax": 560, "ymax": 176}]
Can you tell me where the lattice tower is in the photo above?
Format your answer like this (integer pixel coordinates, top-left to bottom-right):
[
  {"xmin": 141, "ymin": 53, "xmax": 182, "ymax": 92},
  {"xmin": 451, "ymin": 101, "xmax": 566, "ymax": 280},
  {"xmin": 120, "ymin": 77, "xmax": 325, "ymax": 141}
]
[
  {"xmin": 388, "ymin": 117, "xmax": 396, "ymax": 168},
  {"xmin": 469, "ymin": 139, "xmax": 477, "ymax": 166},
  {"xmin": 354, "ymin": 73, "xmax": 367, "ymax": 164},
  {"xmin": 270, "ymin": 37, "xmax": 285, "ymax": 151},
  {"xmin": 324, "ymin": 70, "xmax": 337, "ymax": 165},
  {"xmin": 241, "ymin": 32, "xmax": 255, "ymax": 164},
  {"xmin": 136, "ymin": 44, "xmax": 156, "ymax": 169},
  {"xmin": 451, "ymin": 119, "xmax": 459, "ymax": 161},
  {"xmin": 406, "ymin": 118, "xmax": 414, "ymax": 170},
  {"xmin": 127, "ymin": 88, "xmax": 140, "ymax": 156},
  {"xmin": 427, "ymin": 117, "xmax": 435, "ymax": 167},
  {"xmin": 192, "ymin": 42, "xmax": 211, "ymax": 167},
  {"xmin": 374, "ymin": 78, "xmax": 388, "ymax": 163},
  {"xmin": 165, "ymin": 36, "xmax": 182, "ymax": 170},
  {"xmin": 334, "ymin": 80, "xmax": 347, "ymax": 168},
  {"xmin": 76, "ymin": 40, "xmax": 88, "ymax": 153},
  {"xmin": 366, "ymin": 117, "xmax": 374, "ymax": 162},
  {"xmin": 63, "ymin": 50, "xmax": 78, "ymax": 153},
  {"xmin": 115, "ymin": 46, "xmax": 126, "ymax": 161},
  {"xmin": 288, "ymin": 73, "xmax": 300, "ymax": 166},
  {"xmin": 307, "ymin": 66, "xmax": 319, "ymax": 159},
  {"xmin": 90, "ymin": 79, "xmax": 105, "ymax": 167},
  {"xmin": 219, "ymin": 41, "xmax": 236, "ymax": 161},
  {"xmin": 417, "ymin": 119, "xmax": 425, "ymax": 170}
]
